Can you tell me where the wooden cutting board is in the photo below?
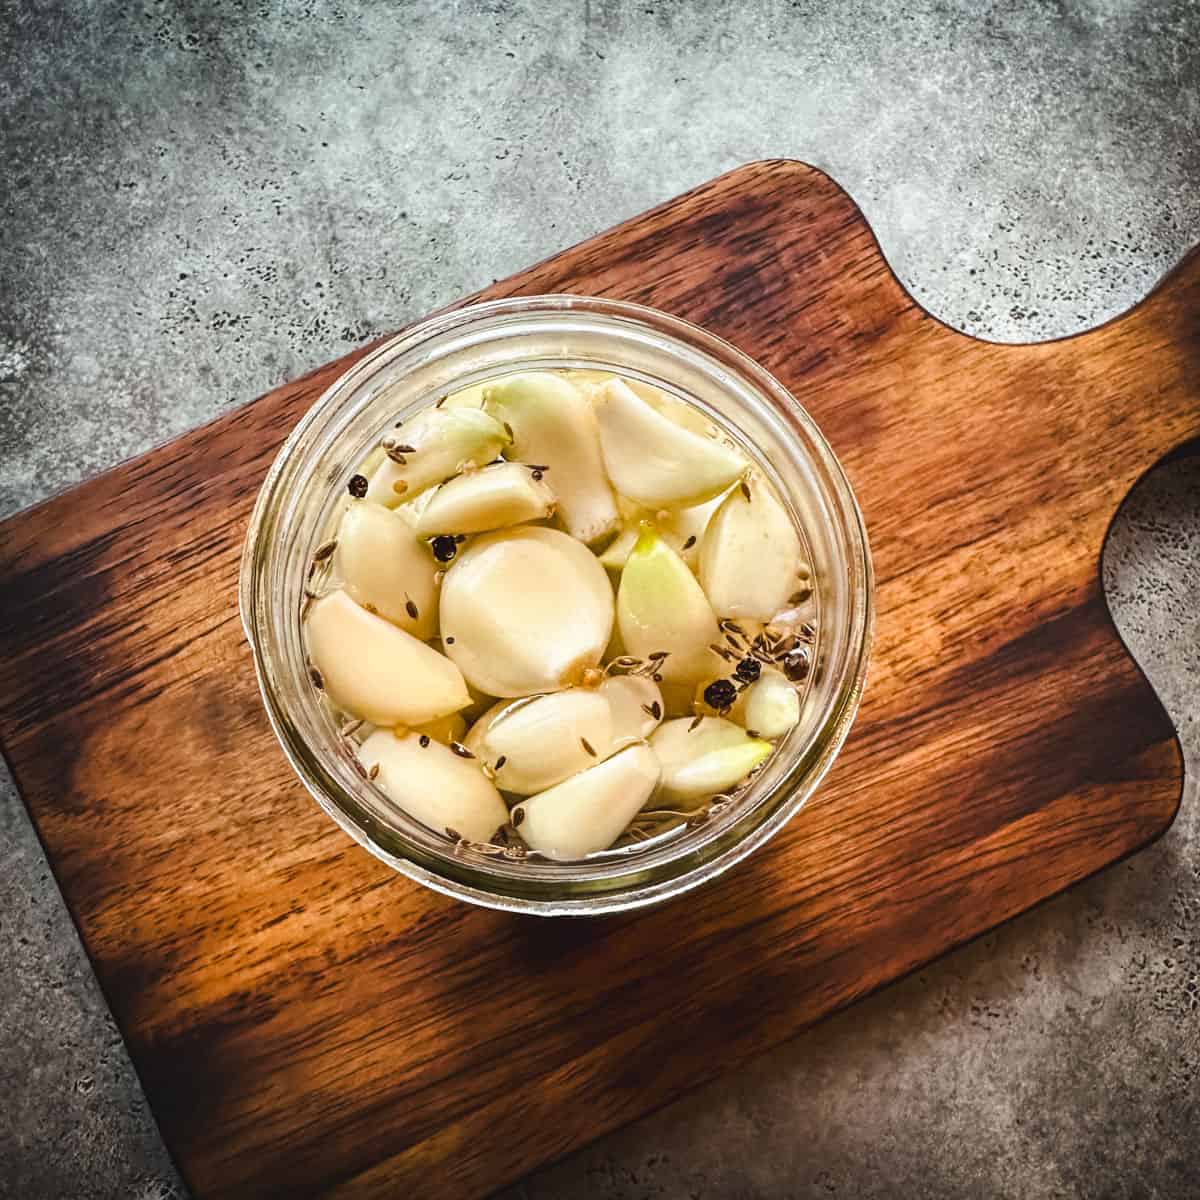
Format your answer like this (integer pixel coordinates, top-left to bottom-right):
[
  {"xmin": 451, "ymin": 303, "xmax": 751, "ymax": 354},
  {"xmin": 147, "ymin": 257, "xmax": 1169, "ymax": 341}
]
[{"xmin": 1, "ymin": 161, "xmax": 1196, "ymax": 1199}]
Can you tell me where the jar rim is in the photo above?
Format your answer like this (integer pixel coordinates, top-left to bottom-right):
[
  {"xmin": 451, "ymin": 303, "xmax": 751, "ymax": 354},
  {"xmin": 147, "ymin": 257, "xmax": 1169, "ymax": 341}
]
[{"xmin": 240, "ymin": 295, "xmax": 873, "ymax": 915}]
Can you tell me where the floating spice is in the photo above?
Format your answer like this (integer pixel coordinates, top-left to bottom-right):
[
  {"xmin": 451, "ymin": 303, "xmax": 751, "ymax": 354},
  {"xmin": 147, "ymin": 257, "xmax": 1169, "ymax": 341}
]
[{"xmin": 703, "ymin": 678, "xmax": 737, "ymax": 711}]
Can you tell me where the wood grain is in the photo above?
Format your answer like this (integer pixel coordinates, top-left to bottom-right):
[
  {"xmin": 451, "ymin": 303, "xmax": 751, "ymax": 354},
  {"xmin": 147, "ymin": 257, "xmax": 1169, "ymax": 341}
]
[{"xmin": 0, "ymin": 160, "xmax": 1196, "ymax": 1199}]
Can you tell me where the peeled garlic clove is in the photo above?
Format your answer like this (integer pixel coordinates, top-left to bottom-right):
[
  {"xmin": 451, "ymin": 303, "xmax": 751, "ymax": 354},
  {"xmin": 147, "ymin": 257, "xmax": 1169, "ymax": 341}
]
[
  {"xmin": 511, "ymin": 744, "xmax": 660, "ymax": 860},
  {"xmin": 306, "ymin": 590, "xmax": 470, "ymax": 726},
  {"xmin": 617, "ymin": 527, "xmax": 720, "ymax": 683},
  {"xmin": 334, "ymin": 501, "xmax": 437, "ymax": 638},
  {"xmin": 483, "ymin": 372, "xmax": 618, "ymax": 545},
  {"xmin": 593, "ymin": 378, "xmax": 747, "ymax": 507},
  {"xmin": 358, "ymin": 729, "xmax": 507, "ymax": 844},
  {"xmin": 440, "ymin": 526, "xmax": 614, "ymax": 697},
  {"xmin": 464, "ymin": 689, "xmax": 614, "ymax": 794},
  {"xmin": 700, "ymin": 477, "xmax": 802, "ymax": 620},
  {"xmin": 416, "ymin": 462, "xmax": 555, "ymax": 536},
  {"xmin": 409, "ymin": 711, "xmax": 468, "ymax": 745},
  {"xmin": 599, "ymin": 674, "xmax": 663, "ymax": 743},
  {"xmin": 733, "ymin": 667, "xmax": 801, "ymax": 740},
  {"xmin": 649, "ymin": 717, "xmax": 772, "ymax": 804},
  {"xmin": 366, "ymin": 408, "xmax": 509, "ymax": 506}
]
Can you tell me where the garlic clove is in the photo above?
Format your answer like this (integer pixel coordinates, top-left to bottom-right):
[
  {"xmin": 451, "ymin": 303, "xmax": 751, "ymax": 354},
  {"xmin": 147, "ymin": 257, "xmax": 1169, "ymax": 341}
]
[
  {"xmin": 334, "ymin": 501, "xmax": 438, "ymax": 638},
  {"xmin": 649, "ymin": 717, "xmax": 772, "ymax": 804},
  {"xmin": 358, "ymin": 729, "xmax": 508, "ymax": 844},
  {"xmin": 483, "ymin": 372, "xmax": 619, "ymax": 545},
  {"xmin": 306, "ymin": 590, "xmax": 470, "ymax": 726},
  {"xmin": 593, "ymin": 378, "xmax": 747, "ymax": 507},
  {"xmin": 699, "ymin": 476, "xmax": 802, "ymax": 620},
  {"xmin": 599, "ymin": 674, "xmax": 663, "ymax": 744},
  {"xmin": 617, "ymin": 526, "xmax": 720, "ymax": 684},
  {"xmin": 464, "ymin": 689, "xmax": 614, "ymax": 794},
  {"xmin": 365, "ymin": 408, "xmax": 509, "ymax": 506},
  {"xmin": 416, "ymin": 462, "xmax": 555, "ymax": 536},
  {"xmin": 733, "ymin": 667, "xmax": 801, "ymax": 740},
  {"xmin": 440, "ymin": 526, "xmax": 614, "ymax": 697},
  {"xmin": 511, "ymin": 743, "xmax": 660, "ymax": 860}
]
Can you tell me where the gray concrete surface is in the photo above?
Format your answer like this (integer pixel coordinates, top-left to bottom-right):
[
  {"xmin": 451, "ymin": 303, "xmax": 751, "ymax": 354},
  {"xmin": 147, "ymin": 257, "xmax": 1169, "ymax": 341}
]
[{"xmin": 1, "ymin": 1, "xmax": 1197, "ymax": 1196}]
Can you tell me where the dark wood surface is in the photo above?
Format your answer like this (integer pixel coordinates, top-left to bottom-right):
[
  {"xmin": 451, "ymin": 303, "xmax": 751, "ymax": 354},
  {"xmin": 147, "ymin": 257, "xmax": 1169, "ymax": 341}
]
[{"xmin": 0, "ymin": 161, "xmax": 1196, "ymax": 1199}]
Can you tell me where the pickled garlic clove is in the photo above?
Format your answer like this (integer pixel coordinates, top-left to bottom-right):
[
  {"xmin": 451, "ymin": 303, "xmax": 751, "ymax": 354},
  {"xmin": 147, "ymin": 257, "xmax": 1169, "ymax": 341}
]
[
  {"xmin": 416, "ymin": 462, "xmax": 555, "ymax": 536},
  {"xmin": 334, "ymin": 501, "xmax": 437, "ymax": 638},
  {"xmin": 732, "ymin": 667, "xmax": 801, "ymax": 740},
  {"xmin": 365, "ymin": 407, "xmax": 509, "ymax": 506},
  {"xmin": 483, "ymin": 372, "xmax": 619, "ymax": 545},
  {"xmin": 599, "ymin": 674, "xmax": 663, "ymax": 743},
  {"xmin": 617, "ymin": 526, "xmax": 720, "ymax": 684},
  {"xmin": 649, "ymin": 717, "xmax": 772, "ymax": 804},
  {"xmin": 358, "ymin": 728, "xmax": 508, "ymax": 844},
  {"xmin": 593, "ymin": 377, "xmax": 747, "ymax": 507},
  {"xmin": 511, "ymin": 743, "xmax": 660, "ymax": 860},
  {"xmin": 306, "ymin": 591, "xmax": 470, "ymax": 726},
  {"xmin": 464, "ymin": 688, "xmax": 614, "ymax": 794},
  {"xmin": 699, "ymin": 476, "xmax": 802, "ymax": 620},
  {"xmin": 439, "ymin": 526, "xmax": 614, "ymax": 697}
]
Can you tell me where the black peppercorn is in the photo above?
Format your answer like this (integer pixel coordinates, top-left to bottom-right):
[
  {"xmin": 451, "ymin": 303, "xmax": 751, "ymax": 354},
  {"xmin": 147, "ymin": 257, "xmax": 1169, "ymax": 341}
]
[
  {"xmin": 347, "ymin": 473, "xmax": 368, "ymax": 498},
  {"xmin": 782, "ymin": 648, "xmax": 810, "ymax": 682},
  {"xmin": 431, "ymin": 534, "xmax": 458, "ymax": 563},
  {"xmin": 734, "ymin": 657, "xmax": 761, "ymax": 683},
  {"xmin": 703, "ymin": 678, "xmax": 738, "ymax": 711}
]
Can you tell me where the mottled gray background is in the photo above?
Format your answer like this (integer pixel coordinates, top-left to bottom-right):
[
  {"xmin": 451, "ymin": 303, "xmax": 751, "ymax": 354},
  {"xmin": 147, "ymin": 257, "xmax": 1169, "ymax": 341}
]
[{"xmin": 1, "ymin": 1, "xmax": 1198, "ymax": 1197}]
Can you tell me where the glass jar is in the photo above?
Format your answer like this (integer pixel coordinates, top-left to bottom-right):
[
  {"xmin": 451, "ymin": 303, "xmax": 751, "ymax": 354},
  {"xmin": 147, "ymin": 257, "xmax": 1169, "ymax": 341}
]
[{"xmin": 240, "ymin": 295, "xmax": 872, "ymax": 915}]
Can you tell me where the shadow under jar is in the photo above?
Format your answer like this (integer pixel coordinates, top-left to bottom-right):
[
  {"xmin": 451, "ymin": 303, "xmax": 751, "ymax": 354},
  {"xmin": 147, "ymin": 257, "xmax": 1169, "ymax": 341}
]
[{"xmin": 240, "ymin": 295, "xmax": 873, "ymax": 915}]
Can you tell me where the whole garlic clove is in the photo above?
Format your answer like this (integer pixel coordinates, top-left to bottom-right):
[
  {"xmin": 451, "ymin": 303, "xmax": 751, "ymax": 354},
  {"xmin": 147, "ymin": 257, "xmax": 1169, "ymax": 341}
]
[
  {"xmin": 617, "ymin": 526, "xmax": 720, "ymax": 684},
  {"xmin": 593, "ymin": 378, "xmax": 747, "ymax": 508},
  {"xmin": 733, "ymin": 667, "xmax": 801, "ymax": 740},
  {"xmin": 416, "ymin": 462, "xmax": 555, "ymax": 536},
  {"xmin": 511, "ymin": 743, "xmax": 660, "ymax": 860},
  {"xmin": 483, "ymin": 372, "xmax": 619, "ymax": 545},
  {"xmin": 464, "ymin": 689, "xmax": 614, "ymax": 794},
  {"xmin": 440, "ymin": 526, "xmax": 614, "ymax": 697},
  {"xmin": 599, "ymin": 674, "xmax": 663, "ymax": 744},
  {"xmin": 699, "ymin": 476, "xmax": 802, "ymax": 620},
  {"xmin": 306, "ymin": 590, "xmax": 470, "ymax": 726},
  {"xmin": 649, "ymin": 717, "xmax": 772, "ymax": 804},
  {"xmin": 366, "ymin": 407, "xmax": 509, "ymax": 506},
  {"xmin": 334, "ymin": 501, "xmax": 438, "ymax": 638},
  {"xmin": 358, "ymin": 729, "xmax": 508, "ymax": 844}
]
